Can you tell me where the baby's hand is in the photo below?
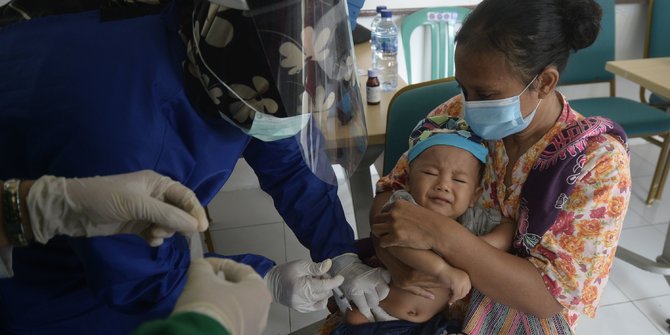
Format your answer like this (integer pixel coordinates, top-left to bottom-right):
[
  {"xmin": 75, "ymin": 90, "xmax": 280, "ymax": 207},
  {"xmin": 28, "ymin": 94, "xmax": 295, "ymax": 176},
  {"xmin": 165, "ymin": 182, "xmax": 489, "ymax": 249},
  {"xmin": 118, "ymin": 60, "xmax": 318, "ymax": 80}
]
[{"xmin": 446, "ymin": 268, "xmax": 471, "ymax": 304}]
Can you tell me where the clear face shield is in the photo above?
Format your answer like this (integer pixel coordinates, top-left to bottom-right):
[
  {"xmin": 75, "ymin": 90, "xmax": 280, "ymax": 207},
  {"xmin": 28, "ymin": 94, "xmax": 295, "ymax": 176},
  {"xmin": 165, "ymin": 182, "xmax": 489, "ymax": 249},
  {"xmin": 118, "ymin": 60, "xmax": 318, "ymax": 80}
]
[{"xmin": 183, "ymin": 0, "xmax": 367, "ymax": 185}]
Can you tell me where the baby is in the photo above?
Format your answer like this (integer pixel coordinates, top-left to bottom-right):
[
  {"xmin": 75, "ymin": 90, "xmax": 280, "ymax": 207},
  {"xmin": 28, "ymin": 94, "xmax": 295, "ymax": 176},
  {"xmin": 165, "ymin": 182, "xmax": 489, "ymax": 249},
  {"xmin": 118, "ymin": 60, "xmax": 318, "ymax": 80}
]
[{"xmin": 336, "ymin": 116, "xmax": 515, "ymax": 334}]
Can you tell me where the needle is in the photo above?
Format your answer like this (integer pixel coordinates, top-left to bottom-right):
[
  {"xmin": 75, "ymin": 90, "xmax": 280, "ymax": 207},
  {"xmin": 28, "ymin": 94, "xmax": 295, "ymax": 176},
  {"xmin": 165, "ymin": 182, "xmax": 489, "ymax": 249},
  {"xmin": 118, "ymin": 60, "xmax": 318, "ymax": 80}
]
[
  {"xmin": 322, "ymin": 273, "xmax": 352, "ymax": 311},
  {"xmin": 332, "ymin": 286, "xmax": 353, "ymax": 311}
]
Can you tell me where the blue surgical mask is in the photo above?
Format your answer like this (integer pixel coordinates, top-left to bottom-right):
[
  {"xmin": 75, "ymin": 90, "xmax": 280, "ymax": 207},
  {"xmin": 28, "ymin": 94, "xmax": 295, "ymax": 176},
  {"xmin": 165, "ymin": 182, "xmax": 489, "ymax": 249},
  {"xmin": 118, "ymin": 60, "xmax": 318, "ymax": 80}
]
[
  {"xmin": 219, "ymin": 110, "xmax": 311, "ymax": 142},
  {"xmin": 463, "ymin": 76, "xmax": 542, "ymax": 140}
]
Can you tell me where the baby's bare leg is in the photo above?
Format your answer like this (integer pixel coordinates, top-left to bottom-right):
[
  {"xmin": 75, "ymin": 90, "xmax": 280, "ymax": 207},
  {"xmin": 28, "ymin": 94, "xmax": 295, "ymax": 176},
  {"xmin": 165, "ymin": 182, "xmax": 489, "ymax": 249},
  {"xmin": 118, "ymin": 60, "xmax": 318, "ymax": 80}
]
[{"xmin": 345, "ymin": 307, "xmax": 372, "ymax": 325}]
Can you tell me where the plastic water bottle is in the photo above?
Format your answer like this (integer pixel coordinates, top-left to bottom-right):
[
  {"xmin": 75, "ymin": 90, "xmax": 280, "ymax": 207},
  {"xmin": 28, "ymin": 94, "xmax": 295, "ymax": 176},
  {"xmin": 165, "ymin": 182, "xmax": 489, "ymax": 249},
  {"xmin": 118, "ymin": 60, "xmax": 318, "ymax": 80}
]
[
  {"xmin": 373, "ymin": 9, "xmax": 398, "ymax": 91},
  {"xmin": 370, "ymin": 5, "xmax": 387, "ymax": 69}
]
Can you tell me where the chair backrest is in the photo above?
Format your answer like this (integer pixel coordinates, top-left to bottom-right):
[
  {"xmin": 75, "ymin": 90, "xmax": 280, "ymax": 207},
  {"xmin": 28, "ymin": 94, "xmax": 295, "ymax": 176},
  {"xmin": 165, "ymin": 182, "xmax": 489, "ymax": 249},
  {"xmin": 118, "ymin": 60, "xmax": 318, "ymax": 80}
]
[
  {"xmin": 400, "ymin": 7, "xmax": 471, "ymax": 84},
  {"xmin": 558, "ymin": 0, "xmax": 615, "ymax": 87},
  {"xmin": 646, "ymin": 0, "xmax": 670, "ymax": 58},
  {"xmin": 640, "ymin": 0, "xmax": 670, "ymax": 105},
  {"xmin": 383, "ymin": 77, "xmax": 461, "ymax": 175}
]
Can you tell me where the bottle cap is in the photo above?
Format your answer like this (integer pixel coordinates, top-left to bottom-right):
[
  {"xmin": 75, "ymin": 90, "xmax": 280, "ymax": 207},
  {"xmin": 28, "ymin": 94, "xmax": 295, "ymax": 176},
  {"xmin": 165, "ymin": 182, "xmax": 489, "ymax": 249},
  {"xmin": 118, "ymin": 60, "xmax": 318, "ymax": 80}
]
[
  {"xmin": 376, "ymin": 5, "xmax": 387, "ymax": 13},
  {"xmin": 368, "ymin": 68, "xmax": 378, "ymax": 78},
  {"xmin": 381, "ymin": 9, "xmax": 392, "ymax": 18}
]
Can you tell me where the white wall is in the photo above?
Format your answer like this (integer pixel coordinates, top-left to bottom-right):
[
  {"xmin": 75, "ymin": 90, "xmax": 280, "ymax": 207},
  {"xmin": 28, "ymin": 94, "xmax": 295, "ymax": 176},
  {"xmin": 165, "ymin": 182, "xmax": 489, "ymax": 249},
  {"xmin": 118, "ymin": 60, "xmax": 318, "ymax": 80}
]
[{"xmin": 559, "ymin": 3, "xmax": 648, "ymax": 100}]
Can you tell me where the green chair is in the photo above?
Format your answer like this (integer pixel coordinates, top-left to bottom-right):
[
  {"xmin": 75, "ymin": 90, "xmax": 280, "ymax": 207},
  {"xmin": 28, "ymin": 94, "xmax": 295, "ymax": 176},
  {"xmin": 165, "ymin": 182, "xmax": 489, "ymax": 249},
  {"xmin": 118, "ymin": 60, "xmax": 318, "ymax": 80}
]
[
  {"xmin": 559, "ymin": 0, "xmax": 670, "ymax": 205},
  {"xmin": 383, "ymin": 77, "xmax": 461, "ymax": 175},
  {"xmin": 400, "ymin": 7, "xmax": 471, "ymax": 84},
  {"xmin": 640, "ymin": 0, "xmax": 670, "ymax": 109}
]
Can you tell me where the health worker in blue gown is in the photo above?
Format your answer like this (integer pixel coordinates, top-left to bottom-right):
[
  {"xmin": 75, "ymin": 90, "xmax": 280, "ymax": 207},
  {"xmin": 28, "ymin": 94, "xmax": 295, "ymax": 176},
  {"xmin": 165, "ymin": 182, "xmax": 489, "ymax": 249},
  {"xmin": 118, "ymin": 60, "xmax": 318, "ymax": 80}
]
[{"xmin": 0, "ymin": 0, "xmax": 389, "ymax": 334}]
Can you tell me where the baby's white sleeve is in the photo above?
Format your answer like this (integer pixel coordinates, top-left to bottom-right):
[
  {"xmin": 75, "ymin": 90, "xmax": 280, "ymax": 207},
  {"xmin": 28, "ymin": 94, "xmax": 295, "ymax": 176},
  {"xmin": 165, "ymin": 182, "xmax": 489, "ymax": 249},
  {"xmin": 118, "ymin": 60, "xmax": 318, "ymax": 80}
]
[
  {"xmin": 459, "ymin": 206, "xmax": 503, "ymax": 236},
  {"xmin": 381, "ymin": 189, "xmax": 416, "ymax": 212}
]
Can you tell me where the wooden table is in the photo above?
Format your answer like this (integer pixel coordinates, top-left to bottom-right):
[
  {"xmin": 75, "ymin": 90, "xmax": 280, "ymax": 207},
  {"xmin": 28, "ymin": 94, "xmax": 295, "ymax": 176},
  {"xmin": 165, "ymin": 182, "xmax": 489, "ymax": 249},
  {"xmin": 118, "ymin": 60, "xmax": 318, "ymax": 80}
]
[
  {"xmin": 354, "ymin": 43, "xmax": 408, "ymax": 145},
  {"xmin": 606, "ymin": 57, "xmax": 670, "ymax": 204},
  {"xmin": 605, "ymin": 57, "xmax": 670, "ymax": 286},
  {"xmin": 606, "ymin": 57, "xmax": 670, "ymax": 100},
  {"xmin": 348, "ymin": 43, "xmax": 407, "ymax": 238}
]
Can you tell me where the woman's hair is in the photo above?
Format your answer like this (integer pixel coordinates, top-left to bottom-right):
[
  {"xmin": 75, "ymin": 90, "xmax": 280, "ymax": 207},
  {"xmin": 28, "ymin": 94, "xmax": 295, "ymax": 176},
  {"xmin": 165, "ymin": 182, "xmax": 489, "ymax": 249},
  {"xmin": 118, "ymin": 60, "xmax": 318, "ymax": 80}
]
[{"xmin": 455, "ymin": 0, "xmax": 602, "ymax": 83}]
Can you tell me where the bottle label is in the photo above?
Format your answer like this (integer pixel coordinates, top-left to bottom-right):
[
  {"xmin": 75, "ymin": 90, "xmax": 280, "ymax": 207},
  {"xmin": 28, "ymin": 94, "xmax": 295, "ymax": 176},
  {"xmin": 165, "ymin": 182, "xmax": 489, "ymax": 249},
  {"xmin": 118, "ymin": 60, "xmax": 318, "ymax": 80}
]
[
  {"xmin": 367, "ymin": 85, "xmax": 382, "ymax": 104},
  {"xmin": 377, "ymin": 35, "xmax": 397, "ymax": 53}
]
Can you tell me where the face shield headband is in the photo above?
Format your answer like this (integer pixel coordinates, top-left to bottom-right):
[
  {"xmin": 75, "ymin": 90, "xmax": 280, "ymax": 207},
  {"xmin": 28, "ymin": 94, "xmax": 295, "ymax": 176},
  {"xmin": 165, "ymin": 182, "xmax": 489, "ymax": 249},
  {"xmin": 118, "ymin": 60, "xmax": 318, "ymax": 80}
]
[{"xmin": 182, "ymin": 0, "xmax": 368, "ymax": 184}]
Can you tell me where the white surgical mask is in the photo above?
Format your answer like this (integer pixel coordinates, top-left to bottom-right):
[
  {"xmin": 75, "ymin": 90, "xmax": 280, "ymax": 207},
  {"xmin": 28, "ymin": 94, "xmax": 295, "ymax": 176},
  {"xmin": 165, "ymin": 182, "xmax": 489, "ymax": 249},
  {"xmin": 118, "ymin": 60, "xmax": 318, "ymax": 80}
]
[{"xmin": 463, "ymin": 76, "xmax": 542, "ymax": 140}]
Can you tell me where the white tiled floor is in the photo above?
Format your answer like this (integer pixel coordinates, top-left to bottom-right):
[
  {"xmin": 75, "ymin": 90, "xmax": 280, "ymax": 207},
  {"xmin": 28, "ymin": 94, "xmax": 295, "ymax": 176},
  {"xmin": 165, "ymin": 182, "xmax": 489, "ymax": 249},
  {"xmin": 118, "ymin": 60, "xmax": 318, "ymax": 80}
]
[{"xmin": 208, "ymin": 140, "xmax": 670, "ymax": 334}]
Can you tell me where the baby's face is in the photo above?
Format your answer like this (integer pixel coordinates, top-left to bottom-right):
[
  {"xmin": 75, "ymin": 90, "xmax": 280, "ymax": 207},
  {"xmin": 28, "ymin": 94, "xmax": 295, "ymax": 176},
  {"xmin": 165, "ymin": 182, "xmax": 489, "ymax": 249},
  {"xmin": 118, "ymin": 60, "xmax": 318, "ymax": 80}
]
[{"xmin": 408, "ymin": 146, "xmax": 482, "ymax": 219}]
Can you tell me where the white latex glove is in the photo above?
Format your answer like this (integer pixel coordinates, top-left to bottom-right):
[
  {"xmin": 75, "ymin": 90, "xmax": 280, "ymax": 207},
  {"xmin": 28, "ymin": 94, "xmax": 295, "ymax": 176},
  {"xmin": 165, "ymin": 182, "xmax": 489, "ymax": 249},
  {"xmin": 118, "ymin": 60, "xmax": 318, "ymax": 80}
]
[
  {"xmin": 329, "ymin": 253, "xmax": 391, "ymax": 321},
  {"xmin": 265, "ymin": 259, "xmax": 344, "ymax": 313},
  {"xmin": 27, "ymin": 170, "xmax": 208, "ymax": 246},
  {"xmin": 172, "ymin": 258, "xmax": 272, "ymax": 335}
]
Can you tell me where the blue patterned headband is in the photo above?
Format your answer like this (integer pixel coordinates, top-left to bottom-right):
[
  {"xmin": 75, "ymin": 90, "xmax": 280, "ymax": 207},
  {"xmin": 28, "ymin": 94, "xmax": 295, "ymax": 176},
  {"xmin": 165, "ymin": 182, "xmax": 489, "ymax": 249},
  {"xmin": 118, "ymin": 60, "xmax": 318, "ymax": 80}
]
[{"xmin": 408, "ymin": 115, "xmax": 488, "ymax": 163}]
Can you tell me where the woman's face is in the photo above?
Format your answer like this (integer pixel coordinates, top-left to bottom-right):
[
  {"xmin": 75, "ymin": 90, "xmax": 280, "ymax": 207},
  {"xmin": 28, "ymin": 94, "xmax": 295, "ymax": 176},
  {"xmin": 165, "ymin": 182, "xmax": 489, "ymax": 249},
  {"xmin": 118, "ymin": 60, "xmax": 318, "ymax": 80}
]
[
  {"xmin": 454, "ymin": 45, "xmax": 539, "ymax": 119},
  {"xmin": 408, "ymin": 146, "xmax": 482, "ymax": 219}
]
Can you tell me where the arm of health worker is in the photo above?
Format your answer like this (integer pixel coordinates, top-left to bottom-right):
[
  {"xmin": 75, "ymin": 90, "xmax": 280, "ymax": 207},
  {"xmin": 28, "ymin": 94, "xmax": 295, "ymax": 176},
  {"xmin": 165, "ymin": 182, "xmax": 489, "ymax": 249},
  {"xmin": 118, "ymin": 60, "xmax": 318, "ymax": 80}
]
[
  {"xmin": 245, "ymin": 134, "xmax": 391, "ymax": 317},
  {"xmin": 0, "ymin": 171, "xmax": 207, "ymax": 278},
  {"xmin": 243, "ymin": 135, "xmax": 355, "ymax": 262}
]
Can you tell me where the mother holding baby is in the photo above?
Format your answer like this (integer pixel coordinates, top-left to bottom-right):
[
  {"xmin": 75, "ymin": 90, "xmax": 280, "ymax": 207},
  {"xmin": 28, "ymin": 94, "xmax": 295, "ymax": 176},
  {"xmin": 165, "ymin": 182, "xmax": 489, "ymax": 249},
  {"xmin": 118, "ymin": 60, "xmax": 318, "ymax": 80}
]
[{"xmin": 370, "ymin": 0, "xmax": 631, "ymax": 333}]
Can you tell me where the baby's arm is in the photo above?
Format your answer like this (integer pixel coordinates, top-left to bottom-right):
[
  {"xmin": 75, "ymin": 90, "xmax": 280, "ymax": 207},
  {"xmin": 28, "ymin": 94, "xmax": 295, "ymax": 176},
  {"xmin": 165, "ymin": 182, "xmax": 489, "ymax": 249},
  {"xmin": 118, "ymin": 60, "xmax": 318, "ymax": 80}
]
[
  {"xmin": 479, "ymin": 217, "xmax": 515, "ymax": 251},
  {"xmin": 461, "ymin": 206, "xmax": 515, "ymax": 251},
  {"xmin": 386, "ymin": 246, "xmax": 447, "ymax": 279},
  {"xmin": 386, "ymin": 246, "xmax": 471, "ymax": 303},
  {"xmin": 373, "ymin": 235, "xmax": 443, "ymax": 299}
]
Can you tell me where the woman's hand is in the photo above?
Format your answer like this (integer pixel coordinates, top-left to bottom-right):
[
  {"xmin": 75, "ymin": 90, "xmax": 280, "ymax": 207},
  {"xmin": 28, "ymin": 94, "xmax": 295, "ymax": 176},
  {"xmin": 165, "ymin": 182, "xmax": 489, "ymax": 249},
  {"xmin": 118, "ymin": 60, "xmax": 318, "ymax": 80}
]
[{"xmin": 371, "ymin": 200, "xmax": 441, "ymax": 250}]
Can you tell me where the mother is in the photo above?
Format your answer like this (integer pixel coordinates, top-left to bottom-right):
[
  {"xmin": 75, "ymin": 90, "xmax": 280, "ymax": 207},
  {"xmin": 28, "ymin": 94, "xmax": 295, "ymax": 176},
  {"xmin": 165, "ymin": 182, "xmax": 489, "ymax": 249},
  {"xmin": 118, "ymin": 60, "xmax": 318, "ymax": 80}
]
[{"xmin": 371, "ymin": 0, "xmax": 631, "ymax": 333}]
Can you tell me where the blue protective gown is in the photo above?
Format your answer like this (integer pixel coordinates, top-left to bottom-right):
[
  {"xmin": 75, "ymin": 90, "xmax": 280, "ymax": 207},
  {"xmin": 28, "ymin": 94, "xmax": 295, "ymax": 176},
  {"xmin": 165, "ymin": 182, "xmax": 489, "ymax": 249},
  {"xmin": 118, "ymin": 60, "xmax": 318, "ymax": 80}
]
[{"xmin": 0, "ymin": 6, "xmax": 355, "ymax": 335}]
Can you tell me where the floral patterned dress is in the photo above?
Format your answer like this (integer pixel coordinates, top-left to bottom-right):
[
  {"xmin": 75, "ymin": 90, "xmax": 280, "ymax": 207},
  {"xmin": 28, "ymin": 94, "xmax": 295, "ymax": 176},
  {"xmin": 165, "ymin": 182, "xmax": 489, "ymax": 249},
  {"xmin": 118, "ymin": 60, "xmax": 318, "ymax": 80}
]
[{"xmin": 376, "ymin": 93, "xmax": 631, "ymax": 334}]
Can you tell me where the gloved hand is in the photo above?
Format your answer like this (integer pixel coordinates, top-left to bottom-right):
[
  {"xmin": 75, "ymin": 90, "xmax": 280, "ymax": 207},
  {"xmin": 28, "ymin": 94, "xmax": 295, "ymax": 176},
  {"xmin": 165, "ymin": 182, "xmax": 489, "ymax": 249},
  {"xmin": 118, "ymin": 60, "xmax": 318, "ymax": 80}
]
[
  {"xmin": 265, "ymin": 259, "xmax": 344, "ymax": 313},
  {"xmin": 329, "ymin": 253, "xmax": 391, "ymax": 321},
  {"xmin": 172, "ymin": 258, "xmax": 272, "ymax": 335},
  {"xmin": 27, "ymin": 170, "xmax": 208, "ymax": 246}
]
